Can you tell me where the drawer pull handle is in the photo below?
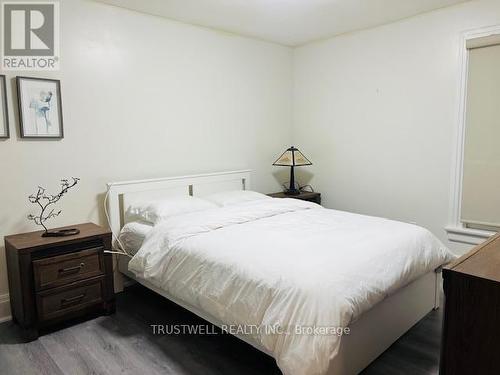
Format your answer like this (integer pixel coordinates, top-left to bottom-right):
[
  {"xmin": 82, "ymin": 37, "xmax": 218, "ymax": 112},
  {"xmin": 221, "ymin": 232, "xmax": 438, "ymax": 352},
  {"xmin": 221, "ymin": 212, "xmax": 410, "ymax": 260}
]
[
  {"xmin": 59, "ymin": 263, "xmax": 85, "ymax": 275},
  {"xmin": 61, "ymin": 293, "xmax": 86, "ymax": 307}
]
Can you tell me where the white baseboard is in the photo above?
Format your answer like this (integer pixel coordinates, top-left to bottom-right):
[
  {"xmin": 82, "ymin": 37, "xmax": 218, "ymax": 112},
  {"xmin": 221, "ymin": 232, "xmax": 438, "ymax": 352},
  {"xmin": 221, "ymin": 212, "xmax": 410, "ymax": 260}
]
[{"xmin": 0, "ymin": 293, "xmax": 12, "ymax": 323}]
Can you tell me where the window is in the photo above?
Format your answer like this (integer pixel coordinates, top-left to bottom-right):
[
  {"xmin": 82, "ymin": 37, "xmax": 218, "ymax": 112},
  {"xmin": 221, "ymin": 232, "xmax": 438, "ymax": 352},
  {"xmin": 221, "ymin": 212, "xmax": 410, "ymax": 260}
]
[
  {"xmin": 447, "ymin": 27, "xmax": 500, "ymax": 244},
  {"xmin": 461, "ymin": 40, "xmax": 500, "ymax": 231}
]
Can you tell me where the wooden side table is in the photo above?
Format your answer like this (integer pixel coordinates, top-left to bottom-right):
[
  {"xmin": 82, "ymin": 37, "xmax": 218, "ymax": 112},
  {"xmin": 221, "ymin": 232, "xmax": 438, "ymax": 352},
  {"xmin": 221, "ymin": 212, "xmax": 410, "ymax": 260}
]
[
  {"xmin": 267, "ymin": 191, "xmax": 321, "ymax": 205},
  {"xmin": 4, "ymin": 223, "xmax": 115, "ymax": 340}
]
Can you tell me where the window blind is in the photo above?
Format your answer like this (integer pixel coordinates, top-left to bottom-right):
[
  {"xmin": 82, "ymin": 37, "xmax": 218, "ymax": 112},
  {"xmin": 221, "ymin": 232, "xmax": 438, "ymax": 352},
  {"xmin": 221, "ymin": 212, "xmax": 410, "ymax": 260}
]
[{"xmin": 461, "ymin": 43, "xmax": 500, "ymax": 229}]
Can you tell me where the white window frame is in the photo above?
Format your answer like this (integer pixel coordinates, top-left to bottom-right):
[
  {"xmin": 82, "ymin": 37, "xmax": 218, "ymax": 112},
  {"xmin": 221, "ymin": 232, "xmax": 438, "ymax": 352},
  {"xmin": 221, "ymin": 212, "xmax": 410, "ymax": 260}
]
[{"xmin": 446, "ymin": 25, "xmax": 500, "ymax": 245}]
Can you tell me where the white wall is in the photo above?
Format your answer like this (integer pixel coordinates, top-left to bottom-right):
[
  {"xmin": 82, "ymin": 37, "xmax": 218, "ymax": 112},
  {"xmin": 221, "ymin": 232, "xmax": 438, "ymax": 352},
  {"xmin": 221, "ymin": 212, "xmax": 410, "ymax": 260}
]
[
  {"xmin": 0, "ymin": 0, "xmax": 292, "ymax": 319},
  {"xmin": 293, "ymin": 0, "xmax": 500, "ymax": 255}
]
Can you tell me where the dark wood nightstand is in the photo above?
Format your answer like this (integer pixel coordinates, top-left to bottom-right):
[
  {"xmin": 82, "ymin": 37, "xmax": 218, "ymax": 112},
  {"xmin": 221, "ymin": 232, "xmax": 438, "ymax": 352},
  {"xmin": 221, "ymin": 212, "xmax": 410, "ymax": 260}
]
[
  {"xmin": 5, "ymin": 223, "xmax": 115, "ymax": 341},
  {"xmin": 440, "ymin": 233, "xmax": 500, "ymax": 375},
  {"xmin": 268, "ymin": 191, "xmax": 321, "ymax": 205}
]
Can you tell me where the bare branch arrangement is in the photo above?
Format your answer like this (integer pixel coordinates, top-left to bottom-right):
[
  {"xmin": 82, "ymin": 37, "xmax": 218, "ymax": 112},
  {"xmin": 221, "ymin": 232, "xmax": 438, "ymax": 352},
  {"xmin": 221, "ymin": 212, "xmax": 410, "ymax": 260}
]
[{"xmin": 27, "ymin": 177, "xmax": 80, "ymax": 236}]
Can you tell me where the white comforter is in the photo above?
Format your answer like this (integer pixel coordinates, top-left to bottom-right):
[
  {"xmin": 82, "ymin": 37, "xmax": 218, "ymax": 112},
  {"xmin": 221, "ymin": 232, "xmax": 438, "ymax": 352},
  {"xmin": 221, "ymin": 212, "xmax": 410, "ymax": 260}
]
[{"xmin": 129, "ymin": 198, "xmax": 454, "ymax": 375}]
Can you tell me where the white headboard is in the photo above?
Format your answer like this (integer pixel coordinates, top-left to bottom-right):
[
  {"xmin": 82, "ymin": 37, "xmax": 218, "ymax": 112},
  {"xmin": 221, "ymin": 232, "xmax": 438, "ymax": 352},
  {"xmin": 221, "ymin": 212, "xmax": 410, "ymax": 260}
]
[{"xmin": 106, "ymin": 170, "xmax": 252, "ymax": 235}]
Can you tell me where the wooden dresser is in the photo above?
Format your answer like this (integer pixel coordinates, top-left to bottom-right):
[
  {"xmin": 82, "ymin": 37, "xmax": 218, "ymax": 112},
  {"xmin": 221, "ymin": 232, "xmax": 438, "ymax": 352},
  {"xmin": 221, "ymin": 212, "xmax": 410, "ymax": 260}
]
[
  {"xmin": 440, "ymin": 233, "xmax": 500, "ymax": 375},
  {"xmin": 5, "ymin": 223, "xmax": 115, "ymax": 340}
]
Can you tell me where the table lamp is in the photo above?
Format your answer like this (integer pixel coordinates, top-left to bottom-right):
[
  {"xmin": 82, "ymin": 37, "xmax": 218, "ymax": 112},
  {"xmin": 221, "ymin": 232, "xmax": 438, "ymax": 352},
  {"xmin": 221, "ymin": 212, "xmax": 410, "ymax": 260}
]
[{"xmin": 273, "ymin": 146, "xmax": 312, "ymax": 195}]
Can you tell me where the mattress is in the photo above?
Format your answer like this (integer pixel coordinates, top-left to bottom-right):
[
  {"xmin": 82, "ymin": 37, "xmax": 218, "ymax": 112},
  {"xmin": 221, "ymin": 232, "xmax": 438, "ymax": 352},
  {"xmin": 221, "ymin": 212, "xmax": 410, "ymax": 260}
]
[{"xmin": 127, "ymin": 198, "xmax": 455, "ymax": 375}]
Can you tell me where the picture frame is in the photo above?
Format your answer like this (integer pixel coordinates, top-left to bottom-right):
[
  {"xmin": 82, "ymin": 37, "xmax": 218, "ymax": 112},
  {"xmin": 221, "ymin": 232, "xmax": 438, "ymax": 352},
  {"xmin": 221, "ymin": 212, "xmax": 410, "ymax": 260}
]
[
  {"xmin": 0, "ymin": 75, "xmax": 9, "ymax": 139},
  {"xmin": 16, "ymin": 76, "xmax": 64, "ymax": 139}
]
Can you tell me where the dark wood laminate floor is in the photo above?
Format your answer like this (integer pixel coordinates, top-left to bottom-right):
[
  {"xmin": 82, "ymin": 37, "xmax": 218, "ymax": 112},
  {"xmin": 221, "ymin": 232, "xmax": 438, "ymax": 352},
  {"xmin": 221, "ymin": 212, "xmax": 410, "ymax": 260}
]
[{"xmin": 0, "ymin": 284, "xmax": 442, "ymax": 375}]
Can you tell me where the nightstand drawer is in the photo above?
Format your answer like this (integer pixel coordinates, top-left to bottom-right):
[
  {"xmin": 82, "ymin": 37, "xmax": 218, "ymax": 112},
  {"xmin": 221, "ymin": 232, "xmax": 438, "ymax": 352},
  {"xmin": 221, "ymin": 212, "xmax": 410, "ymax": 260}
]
[
  {"xmin": 33, "ymin": 247, "xmax": 104, "ymax": 291},
  {"xmin": 36, "ymin": 277, "xmax": 105, "ymax": 322}
]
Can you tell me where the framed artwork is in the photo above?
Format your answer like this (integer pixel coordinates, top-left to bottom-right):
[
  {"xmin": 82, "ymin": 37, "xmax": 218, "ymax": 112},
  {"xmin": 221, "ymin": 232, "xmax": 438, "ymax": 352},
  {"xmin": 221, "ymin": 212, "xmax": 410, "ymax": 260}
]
[
  {"xmin": 17, "ymin": 77, "xmax": 64, "ymax": 139},
  {"xmin": 0, "ymin": 75, "xmax": 9, "ymax": 139}
]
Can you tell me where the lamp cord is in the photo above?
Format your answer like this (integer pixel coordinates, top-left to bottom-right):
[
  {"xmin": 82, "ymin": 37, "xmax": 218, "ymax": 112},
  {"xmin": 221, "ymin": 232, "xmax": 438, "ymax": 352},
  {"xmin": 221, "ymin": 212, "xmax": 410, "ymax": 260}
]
[
  {"xmin": 281, "ymin": 181, "xmax": 314, "ymax": 193},
  {"xmin": 103, "ymin": 186, "xmax": 133, "ymax": 259}
]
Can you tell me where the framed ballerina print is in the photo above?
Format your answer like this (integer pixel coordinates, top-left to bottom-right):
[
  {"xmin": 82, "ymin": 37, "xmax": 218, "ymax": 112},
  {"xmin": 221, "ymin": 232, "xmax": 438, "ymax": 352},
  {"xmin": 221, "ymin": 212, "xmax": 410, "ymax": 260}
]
[{"xmin": 17, "ymin": 77, "xmax": 64, "ymax": 139}]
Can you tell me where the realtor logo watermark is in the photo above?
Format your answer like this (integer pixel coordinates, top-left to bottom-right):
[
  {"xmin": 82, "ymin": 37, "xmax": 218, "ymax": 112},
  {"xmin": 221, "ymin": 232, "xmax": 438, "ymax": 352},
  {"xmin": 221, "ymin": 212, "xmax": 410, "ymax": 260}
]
[{"xmin": 2, "ymin": 1, "xmax": 60, "ymax": 70}]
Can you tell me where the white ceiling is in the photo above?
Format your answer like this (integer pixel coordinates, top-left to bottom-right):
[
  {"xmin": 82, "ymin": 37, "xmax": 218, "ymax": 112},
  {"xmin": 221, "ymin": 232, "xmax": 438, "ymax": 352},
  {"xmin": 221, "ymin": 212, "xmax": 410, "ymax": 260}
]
[{"xmin": 97, "ymin": 0, "xmax": 468, "ymax": 46}]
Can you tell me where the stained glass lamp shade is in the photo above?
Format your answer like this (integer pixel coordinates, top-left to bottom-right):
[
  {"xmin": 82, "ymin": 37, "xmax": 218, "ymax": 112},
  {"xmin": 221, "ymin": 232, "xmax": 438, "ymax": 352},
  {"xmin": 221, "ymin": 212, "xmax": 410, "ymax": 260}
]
[{"xmin": 273, "ymin": 146, "xmax": 312, "ymax": 195}]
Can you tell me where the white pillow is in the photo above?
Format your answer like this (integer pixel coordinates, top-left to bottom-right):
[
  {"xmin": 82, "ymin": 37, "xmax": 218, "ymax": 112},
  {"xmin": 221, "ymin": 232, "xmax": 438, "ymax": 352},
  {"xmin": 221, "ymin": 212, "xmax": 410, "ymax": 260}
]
[
  {"xmin": 118, "ymin": 221, "xmax": 152, "ymax": 255},
  {"xmin": 125, "ymin": 196, "xmax": 218, "ymax": 224},
  {"xmin": 203, "ymin": 190, "xmax": 271, "ymax": 207}
]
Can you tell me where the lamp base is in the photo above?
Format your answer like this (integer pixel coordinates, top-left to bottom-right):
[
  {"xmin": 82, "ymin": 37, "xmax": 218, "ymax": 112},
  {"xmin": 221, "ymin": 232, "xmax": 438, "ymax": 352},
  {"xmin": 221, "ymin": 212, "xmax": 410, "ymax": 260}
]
[{"xmin": 283, "ymin": 189, "xmax": 301, "ymax": 196}]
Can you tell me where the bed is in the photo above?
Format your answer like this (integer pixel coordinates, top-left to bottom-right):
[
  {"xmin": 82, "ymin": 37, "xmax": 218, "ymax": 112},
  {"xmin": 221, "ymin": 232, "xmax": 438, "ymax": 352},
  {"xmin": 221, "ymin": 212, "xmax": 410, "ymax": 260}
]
[{"xmin": 107, "ymin": 170, "xmax": 454, "ymax": 375}]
